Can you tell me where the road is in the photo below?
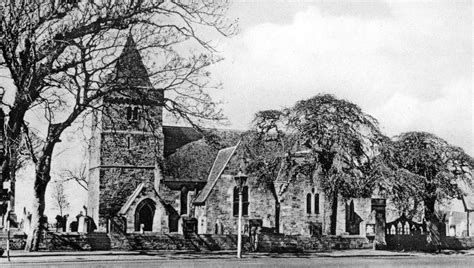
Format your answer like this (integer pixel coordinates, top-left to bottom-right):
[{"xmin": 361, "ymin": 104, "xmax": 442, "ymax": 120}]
[{"xmin": 3, "ymin": 255, "xmax": 474, "ymax": 268}]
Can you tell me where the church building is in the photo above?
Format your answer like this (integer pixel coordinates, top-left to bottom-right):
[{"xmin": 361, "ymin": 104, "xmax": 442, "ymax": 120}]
[
  {"xmin": 87, "ymin": 35, "xmax": 205, "ymax": 233},
  {"xmin": 87, "ymin": 35, "xmax": 381, "ymax": 237}
]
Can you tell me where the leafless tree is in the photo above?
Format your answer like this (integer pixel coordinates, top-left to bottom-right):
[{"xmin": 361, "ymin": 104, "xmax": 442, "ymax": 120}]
[
  {"xmin": 0, "ymin": 0, "xmax": 236, "ymax": 251},
  {"xmin": 60, "ymin": 159, "xmax": 87, "ymax": 191},
  {"xmin": 51, "ymin": 181, "xmax": 70, "ymax": 217}
]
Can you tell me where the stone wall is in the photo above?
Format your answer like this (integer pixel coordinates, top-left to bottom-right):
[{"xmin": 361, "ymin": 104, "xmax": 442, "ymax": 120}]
[
  {"xmin": 3, "ymin": 231, "xmax": 474, "ymax": 252},
  {"xmin": 195, "ymin": 175, "xmax": 275, "ymax": 235},
  {"xmin": 386, "ymin": 234, "xmax": 474, "ymax": 251},
  {"xmin": 255, "ymin": 233, "xmax": 372, "ymax": 252},
  {"xmin": 110, "ymin": 233, "xmax": 250, "ymax": 251},
  {"xmin": 0, "ymin": 232, "xmax": 27, "ymax": 250},
  {"xmin": 120, "ymin": 184, "xmax": 169, "ymax": 233},
  {"xmin": 442, "ymin": 236, "xmax": 474, "ymax": 250},
  {"xmin": 100, "ymin": 133, "xmax": 159, "ymax": 166},
  {"xmin": 87, "ymin": 90, "xmax": 163, "ymax": 229},
  {"xmin": 0, "ymin": 232, "xmax": 251, "ymax": 252},
  {"xmin": 98, "ymin": 167, "xmax": 155, "ymax": 225},
  {"xmin": 279, "ymin": 174, "xmax": 325, "ymax": 236}
]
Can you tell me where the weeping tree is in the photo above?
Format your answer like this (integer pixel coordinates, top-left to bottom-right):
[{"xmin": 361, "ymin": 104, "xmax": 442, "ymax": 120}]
[
  {"xmin": 243, "ymin": 95, "xmax": 389, "ymax": 234},
  {"xmin": 392, "ymin": 132, "xmax": 473, "ymax": 251},
  {"xmin": 0, "ymin": 0, "xmax": 236, "ymax": 251},
  {"xmin": 286, "ymin": 94, "xmax": 389, "ymax": 234},
  {"xmin": 238, "ymin": 109, "xmax": 294, "ymax": 233}
]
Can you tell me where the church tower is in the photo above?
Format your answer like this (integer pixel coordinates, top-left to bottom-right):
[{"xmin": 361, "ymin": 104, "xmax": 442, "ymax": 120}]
[{"xmin": 87, "ymin": 35, "xmax": 164, "ymax": 227}]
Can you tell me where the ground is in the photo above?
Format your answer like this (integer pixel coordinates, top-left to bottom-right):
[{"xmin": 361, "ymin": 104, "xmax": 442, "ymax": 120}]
[{"xmin": 1, "ymin": 249, "xmax": 474, "ymax": 267}]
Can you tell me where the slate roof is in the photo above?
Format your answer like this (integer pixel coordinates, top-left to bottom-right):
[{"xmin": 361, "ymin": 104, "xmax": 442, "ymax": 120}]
[
  {"xmin": 104, "ymin": 34, "xmax": 163, "ymax": 105},
  {"xmin": 113, "ymin": 34, "xmax": 151, "ymax": 88},
  {"xmin": 457, "ymin": 180, "xmax": 474, "ymax": 212},
  {"xmin": 163, "ymin": 125, "xmax": 203, "ymax": 157},
  {"xmin": 463, "ymin": 196, "xmax": 474, "ymax": 211},
  {"xmin": 193, "ymin": 142, "xmax": 240, "ymax": 205}
]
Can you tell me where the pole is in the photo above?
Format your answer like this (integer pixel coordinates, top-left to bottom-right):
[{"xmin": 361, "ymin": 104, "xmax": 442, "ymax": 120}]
[
  {"xmin": 6, "ymin": 215, "xmax": 10, "ymax": 262},
  {"xmin": 237, "ymin": 191, "xmax": 243, "ymax": 258},
  {"xmin": 467, "ymin": 211, "xmax": 470, "ymax": 237}
]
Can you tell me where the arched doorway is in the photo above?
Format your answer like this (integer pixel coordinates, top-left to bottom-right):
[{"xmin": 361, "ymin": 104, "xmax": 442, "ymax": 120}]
[{"xmin": 135, "ymin": 199, "xmax": 156, "ymax": 232}]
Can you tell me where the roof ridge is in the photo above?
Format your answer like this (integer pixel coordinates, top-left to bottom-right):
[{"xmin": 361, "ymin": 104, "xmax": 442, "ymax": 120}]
[{"xmin": 193, "ymin": 142, "xmax": 240, "ymax": 205}]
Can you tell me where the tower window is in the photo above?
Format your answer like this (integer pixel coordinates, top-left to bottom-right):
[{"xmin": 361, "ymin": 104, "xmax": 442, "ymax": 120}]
[
  {"xmin": 133, "ymin": 107, "xmax": 139, "ymax": 120},
  {"xmin": 126, "ymin": 106, "xmax": 140, "ymax": 121},
  {"xmin": 126, "ymin": 106, "xmax": 132, "ymax": 120}
]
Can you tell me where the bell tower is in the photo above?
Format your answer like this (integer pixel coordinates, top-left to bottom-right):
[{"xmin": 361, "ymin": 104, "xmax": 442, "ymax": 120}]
[{"xmin": 87, "ymin": 35, "xmax": 164, "ymax": 226}]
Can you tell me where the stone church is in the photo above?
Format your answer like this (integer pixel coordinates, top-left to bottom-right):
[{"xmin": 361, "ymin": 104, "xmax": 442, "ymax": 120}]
[
  {"xmin": 87, "ymin": 35, "xmax": 205, "ymax": 233},
  {"xmin": 87, "ymin": 35, "xmax": 381, "ymax": 237}
]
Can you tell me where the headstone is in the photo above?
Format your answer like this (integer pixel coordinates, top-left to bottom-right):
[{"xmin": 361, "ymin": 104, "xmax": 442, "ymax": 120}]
[
  {"xmin": 371, "ymin": 198, "xmax": 386, "ymax": 250},
  {"xmin": 78, "ymin": 216, "xmax": 86, "ymax": 233}
]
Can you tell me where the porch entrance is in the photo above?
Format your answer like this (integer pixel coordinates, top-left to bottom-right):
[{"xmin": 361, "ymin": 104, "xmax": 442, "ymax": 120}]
[{"xmin": 135, "ymin": 199, "xmax": 156, "ymax": 232}]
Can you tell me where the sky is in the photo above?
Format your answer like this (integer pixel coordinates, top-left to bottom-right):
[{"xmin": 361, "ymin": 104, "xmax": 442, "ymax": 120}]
[
  {"xmin": 7, "ymin": 0, "xmax": 474, "ymax": 218},
  {"xmin": 211, "ymin": 0, "xmax": 472, "ymax": 156}
]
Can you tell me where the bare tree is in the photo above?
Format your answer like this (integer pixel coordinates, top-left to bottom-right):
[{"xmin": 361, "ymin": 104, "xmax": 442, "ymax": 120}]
[
  {"xmin": 0, "ymin": 0, "xmax": 236, "ymax": 251},
  {"xmin": 51, "ymin": 181, "xmax": 70, "ymax": 217},
  {"xmin": 60, "ymin": 159, "xmax": 87, "ymax": 191}
]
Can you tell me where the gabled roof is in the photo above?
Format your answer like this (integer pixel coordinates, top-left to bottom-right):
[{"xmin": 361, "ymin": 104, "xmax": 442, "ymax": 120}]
[
  {"xmin": 462, "ymin": 195, "xmax": 474, "ymax": 212},
  {"xmin": 163, "ymin": 125, "xmax": 203, "ymax": 157},
  {"xmin": 193, "ymin": 142, "xmax": 240, "ymax": 205},
  {"xmin": 118, "ymin": 182, "xmax": 166, "ymax": 215}
]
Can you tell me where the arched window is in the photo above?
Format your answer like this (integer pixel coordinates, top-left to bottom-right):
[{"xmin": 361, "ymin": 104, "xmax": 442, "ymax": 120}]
[
  {"xmin": 306, "ymin": 193, "xmax": 312, "ymax": 214},
  {"xmin": 242, "ymin": 186, "xmax": 249, "ymax": 216},
  {"xmin": 233, "ymin": 187, "xmax": 239, "ymax": 216},
  {"xmin": 126, "ymin": 106, "xmax": 140, "ymax": 121},
  {"xmin": 233, "ymin": 186, "xmax": 249, "ymax": 217},
  {"xmin": 180, "ymin": 186, "xmax": 188, "ymax": 215},
  {"xmin": 349, "ymin": 200, "xmax": 355, "ymax": 222},
  {"xmin": 306, "ymin": 189, "xmax": 320, "ymax": 215},
  {"xmin": 314, "ymin": 193, "xmax": 320, "ymax": 214}
]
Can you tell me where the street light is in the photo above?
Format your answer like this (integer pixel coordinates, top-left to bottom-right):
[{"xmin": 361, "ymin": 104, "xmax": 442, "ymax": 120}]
[{"xmin": 234, "ymin": 172, "xmax": 248, "ymax": 259}]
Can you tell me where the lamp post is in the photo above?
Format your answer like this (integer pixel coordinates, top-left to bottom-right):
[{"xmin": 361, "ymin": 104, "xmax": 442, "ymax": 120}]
[{"xmin": 234, "ymin": 172, "xmax": 248, "ymax": 259}]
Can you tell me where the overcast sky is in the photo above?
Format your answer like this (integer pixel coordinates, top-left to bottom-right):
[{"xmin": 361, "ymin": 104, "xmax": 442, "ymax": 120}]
[
  {"xmin": 9, "ymin": 0, "xmax": 473, "ymax": 218},
  {"xmin": 210, "ymin": 0, "xmax": 472, "ymax": 155}
]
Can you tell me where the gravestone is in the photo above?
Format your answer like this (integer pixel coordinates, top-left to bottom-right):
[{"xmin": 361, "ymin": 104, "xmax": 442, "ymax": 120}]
[{"xmin": 371, "ymin": 198, "xmax": 386, "ymax": 250}]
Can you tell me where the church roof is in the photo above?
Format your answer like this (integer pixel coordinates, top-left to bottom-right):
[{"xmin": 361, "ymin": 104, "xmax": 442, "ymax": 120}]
[
  {"xmin": 463, "ymin": 196, "xmax": 474, "ymax": 211},
  {"xmin": 104, "ymin": 34, "xmax": 159, "ymax": 103},
  {"xmin": 163, "ymin": 125, "xmax": 203, "ymax": 157},
  {"xmin": 193, "ymin": 142, "xmax": 240, "ymax": 205},
  {"xmin": 114, "ymin": 34, "xmax": 152, "ymax": 88}
]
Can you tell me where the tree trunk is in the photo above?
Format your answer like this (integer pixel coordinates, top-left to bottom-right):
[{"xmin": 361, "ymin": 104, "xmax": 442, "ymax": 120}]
[
  {"xmin": 24, "ymin": 179, "xmax": 47, "ymax": 251},
  {"xmin": 25, "ymin": 156, "xmax": 52, "ymax": 252},
  {"xmin": 330, "ymin": 191, "xmax": 338, "ymax": 235},
  {"xmin": 424, "ymin": 196, "xmax": 441, "ymax": 252}
]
